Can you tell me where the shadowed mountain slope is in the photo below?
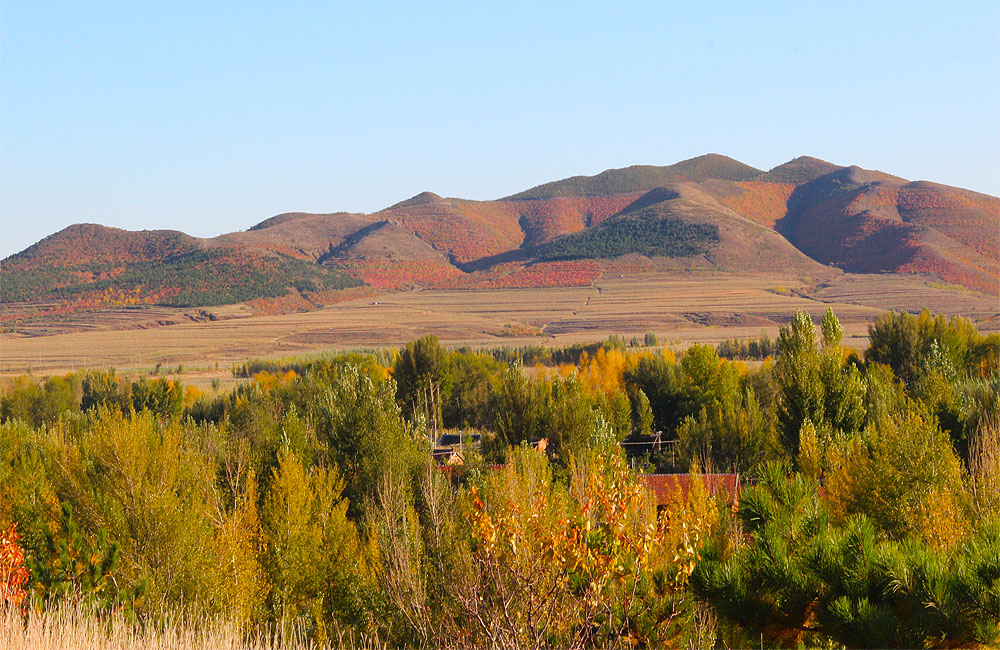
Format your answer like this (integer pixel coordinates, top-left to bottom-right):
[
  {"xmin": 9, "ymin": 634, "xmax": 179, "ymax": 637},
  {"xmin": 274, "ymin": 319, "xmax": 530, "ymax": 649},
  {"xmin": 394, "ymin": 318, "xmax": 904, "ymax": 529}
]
[{"xmin": 776, "ymin": 167, "xmax": 999, "ymax": 293}]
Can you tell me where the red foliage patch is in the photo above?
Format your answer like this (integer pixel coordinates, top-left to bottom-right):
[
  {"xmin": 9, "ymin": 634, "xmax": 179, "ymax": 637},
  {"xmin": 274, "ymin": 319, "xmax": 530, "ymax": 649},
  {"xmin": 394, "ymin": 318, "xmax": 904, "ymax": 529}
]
[
  {"xmin": 4, "ymin": 224, "xmax": 198, "ymax": 272},
  {"xmin": 899, "ymin": 249, "xmax": 1000, "ymax": 296},
  {"xmin": 511, "ymin": 194, "xmax": 643, "ymax": 247},
  {"xmin": 334, "ymin": 259, "xmax": 463, "ymax": 290},
  {"xmin": 897, "ymin": 187, "xmax": 1000, "ymax": 261},
  {"xmin": 378, "ymin": 201, "xmax": 522, "ymax": 264},
  {"xmin": 0, "ymin": 286, "xmax": 183, "ymax": 325}
]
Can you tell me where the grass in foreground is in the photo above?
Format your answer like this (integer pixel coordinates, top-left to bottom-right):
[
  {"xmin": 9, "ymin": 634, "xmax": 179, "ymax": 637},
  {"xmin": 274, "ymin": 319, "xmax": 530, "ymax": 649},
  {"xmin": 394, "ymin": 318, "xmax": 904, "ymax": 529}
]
[{"xmin": 0, "ymin": 604, "xmax": 385, "ymax": 650}]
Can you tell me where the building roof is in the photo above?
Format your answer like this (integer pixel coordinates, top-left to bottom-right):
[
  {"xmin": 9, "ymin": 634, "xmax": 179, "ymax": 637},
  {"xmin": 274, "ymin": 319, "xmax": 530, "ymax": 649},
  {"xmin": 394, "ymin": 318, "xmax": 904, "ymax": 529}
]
[
  {"xmin": 437, "ymin": 433, "xmax": 481, "ymax": 447},
  {"xmin": 643, "ymin": 473, "xmax": 741, "ymax": 506}
]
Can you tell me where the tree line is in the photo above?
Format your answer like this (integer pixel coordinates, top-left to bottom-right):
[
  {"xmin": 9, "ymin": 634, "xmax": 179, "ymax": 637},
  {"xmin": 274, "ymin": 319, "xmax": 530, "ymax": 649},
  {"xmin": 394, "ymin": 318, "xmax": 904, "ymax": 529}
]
[{"xmin": 0, "ymin": 308, "xmax": 998, "ymax": 648}]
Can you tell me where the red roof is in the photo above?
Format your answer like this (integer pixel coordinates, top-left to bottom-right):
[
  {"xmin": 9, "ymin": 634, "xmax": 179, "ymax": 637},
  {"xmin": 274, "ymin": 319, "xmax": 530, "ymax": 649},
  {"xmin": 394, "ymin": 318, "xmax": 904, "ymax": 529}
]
[{"xmin": 644, "ymin": 473, "xmax": 741, "ymax": 506}]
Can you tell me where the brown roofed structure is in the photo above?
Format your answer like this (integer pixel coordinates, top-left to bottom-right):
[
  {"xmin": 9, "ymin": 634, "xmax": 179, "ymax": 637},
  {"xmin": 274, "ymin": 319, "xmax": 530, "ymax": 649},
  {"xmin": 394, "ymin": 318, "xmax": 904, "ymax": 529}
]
[{"xmin": 644, "ymin": 473, "xmax": 741, "ymax": 508}]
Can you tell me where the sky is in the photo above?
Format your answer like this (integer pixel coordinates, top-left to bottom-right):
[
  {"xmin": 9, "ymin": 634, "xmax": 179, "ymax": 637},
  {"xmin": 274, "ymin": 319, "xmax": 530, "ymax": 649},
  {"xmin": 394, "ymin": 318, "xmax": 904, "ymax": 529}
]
[{"xmin": 2, "ymin": 1, "xmax": 999, "ymax": 258}]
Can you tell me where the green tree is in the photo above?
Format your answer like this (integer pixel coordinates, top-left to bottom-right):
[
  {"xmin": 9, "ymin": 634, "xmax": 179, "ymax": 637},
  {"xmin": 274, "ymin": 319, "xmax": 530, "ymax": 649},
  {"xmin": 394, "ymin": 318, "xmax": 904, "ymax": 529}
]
[
  {"xmin": 825, "ymin": 401, "xmax": 970, "ymax": 547},
  {"xmin": 44, "ymin": 409, "xmax": 219, "ymax": 609},
  {"xmin": 442, "ymin": 351, "xmax": 501, "ymax": 429},
  {"xmin": 866, "ymin": 309, "xmax": 990, "ymax": 383},
  {"xmin": 313, "ymin": 365, "xmax": 418, "ymax": 518},
  {"xmin": 394, "ymin": 335, "xmax": 451, "ymax": 429},
  {"xmin": 775, "ymin": 310, "xmax": 864, "ymax": 459},
  {"xmin": 261, "ymin": 447, "xmax": 369, "ymax": 638},
  {"xmin": 487, "ymin": 363, "xmax": 546, "ymax": 453},
  {"xmin": 130, "ymin": 376, "xmax": 184, "ymax": 419},
  {"xmin": 26, "ymin": 503, "xmax": 137, "ymax": 611},
  {"xmin": 0, "ymin": 375, "xmax": 79, "ymax": 427},
  {"xmin": 692, "ymin": 464, "xmax": 999, "ymax": 648},
  {"xmin": 80, "ymin": 369, "xmax": 130, "ymax": 413}
]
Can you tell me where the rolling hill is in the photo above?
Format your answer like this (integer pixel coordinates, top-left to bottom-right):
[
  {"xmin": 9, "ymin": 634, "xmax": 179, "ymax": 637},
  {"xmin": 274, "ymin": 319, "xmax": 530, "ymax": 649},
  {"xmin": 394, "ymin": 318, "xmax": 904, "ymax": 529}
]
[{"xmin": 3, "ymin": 154, "xmax": 997, "ymax": 324}]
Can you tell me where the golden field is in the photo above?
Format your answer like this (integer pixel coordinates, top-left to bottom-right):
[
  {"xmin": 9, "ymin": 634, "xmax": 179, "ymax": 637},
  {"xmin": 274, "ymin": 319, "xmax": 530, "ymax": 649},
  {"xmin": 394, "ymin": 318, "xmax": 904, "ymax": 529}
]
[{"xmin": 1, "ymin": 271, "xmax": 997, "ymax": 377}]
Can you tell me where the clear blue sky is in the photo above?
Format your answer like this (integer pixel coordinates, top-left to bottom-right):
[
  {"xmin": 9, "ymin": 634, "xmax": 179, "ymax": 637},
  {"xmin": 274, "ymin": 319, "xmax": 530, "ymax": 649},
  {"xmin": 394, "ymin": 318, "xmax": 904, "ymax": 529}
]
[{"xmin": 2, "ymin": 1, "xmax": 998, "ymax": 258}]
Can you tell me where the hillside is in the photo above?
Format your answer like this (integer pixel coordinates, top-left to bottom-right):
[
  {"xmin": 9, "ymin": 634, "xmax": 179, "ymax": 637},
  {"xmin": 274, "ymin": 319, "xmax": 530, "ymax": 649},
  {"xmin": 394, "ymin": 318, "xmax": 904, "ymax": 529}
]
[
  {"xmin": 774, "ymin": 167, "xmax": 1000, "ymax": 293},
  {"xmin": 2, "ymin": 153, "xmax": 997, "ymax": 325},
  {"xmin": 2, "ymin": 224, "xmax": 362, "ymax": 308}
]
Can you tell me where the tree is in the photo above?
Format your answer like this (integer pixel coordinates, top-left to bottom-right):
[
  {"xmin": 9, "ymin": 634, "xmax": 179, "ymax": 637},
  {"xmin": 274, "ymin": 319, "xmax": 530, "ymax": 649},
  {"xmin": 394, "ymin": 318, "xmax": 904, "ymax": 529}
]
[
  {"xmin": 775, "ymin": 310, "xmax": 864, "ymax": 459},
  {"xmin": 442, "ymin": 352, "xmax": 501, "ymax": 429},
  {"xmin": 463, "ymin": 448, "xmax": 711, "ymax": 648},
  {"xmin": 394, "ymin": 335, "xmax": 451, "ymax": 431},
  {"xmin": 130, "ymin": 377, "xmax": 184, "ymax": 419},
  {"xmin": 825, "ymin": 401, "xmax": 970, "ymax": 547},
  {"xmin": 487, "ymin": 363, "xmax": 546, "ymax": 453},
  {"xmin": 692, "ymin": 464, "xmax": 999, "ymax": 648},
  {"xmin": 26, "ymin": 503, "xmax": 129, "ymax": 610},
  {"xmin": 44, "ymin": 409, "xmax": 218, "ymax": 609},
  {"xmin": 866, "ymin": 309, "xmax": 989, "ymax": 384},
  {"xmin": 80, "ymin": 369, "xmax": 130, "ymax": 413},
  {"xmin": 314, "ymin": 365, "xmax": 418, "ymax": 518},
  {"xmin": 261, "ymin": 447, "xmax": 369, "ymax": 639}
]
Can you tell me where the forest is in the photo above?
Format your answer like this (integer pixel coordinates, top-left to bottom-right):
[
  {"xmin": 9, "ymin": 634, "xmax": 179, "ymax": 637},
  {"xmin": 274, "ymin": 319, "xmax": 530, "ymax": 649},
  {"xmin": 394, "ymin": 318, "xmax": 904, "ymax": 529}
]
[
  {"xmin": 1, "ymin": 309, "xmax": 998, "ymax": 649},
  {"xmin": 535, "ymin": 213, "xmax": 719, "ymax": 262}
]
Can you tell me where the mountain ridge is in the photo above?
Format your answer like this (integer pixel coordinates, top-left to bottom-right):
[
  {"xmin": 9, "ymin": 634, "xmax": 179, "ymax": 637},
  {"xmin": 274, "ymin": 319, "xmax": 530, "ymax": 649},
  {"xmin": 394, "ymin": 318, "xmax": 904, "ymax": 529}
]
[{"xmin": 3, "ymin": 154, "xmax": 997, "ymax": 322}]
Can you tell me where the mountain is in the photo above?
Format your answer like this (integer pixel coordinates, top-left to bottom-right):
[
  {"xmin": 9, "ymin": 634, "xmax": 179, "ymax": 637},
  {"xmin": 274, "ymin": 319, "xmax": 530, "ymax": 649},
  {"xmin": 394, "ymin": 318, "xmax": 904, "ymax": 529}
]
[{"xmin": 3, "ymin": 154, "xmax": 997, "ymax": 321}]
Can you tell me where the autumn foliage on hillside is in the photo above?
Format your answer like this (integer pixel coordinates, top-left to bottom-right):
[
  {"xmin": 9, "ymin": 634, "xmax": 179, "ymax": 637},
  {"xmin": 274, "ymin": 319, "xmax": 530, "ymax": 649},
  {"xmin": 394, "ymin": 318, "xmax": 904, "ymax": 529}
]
[
  {"xmin": 777, "ymin": 179, "xmax": 999, "ymax": 294},
  {"xmin": 4, "ymin": 155, "xmax": 999, "ymax": 317},
  {"xmin": 899, "ymin": 249, "xmax": 1000, "ymax": 295},
  {"xmin": 334, "ymin": 259, "xmax": 463, "ymax": 289},
  {"xmin": 718, "ymin": 181, "xmax": 795, "ymax": 227},
  {"xmin": 511, "ymin": 194, "xmax": 642, "ymax": 246},
  {"xmin": 897, "ymin": 185, "xmax": 1000, "ymax": 260},
  {"xmin": 3, "ymin": 224, "xmax": 199, "ymax": 272},
  {"xmin": 378, "ymin": 201, "xmax": 522, "ymax": 264},
  {"xmin": 2, "ymin": 239, "xmax": 363, "ymax": 315}
]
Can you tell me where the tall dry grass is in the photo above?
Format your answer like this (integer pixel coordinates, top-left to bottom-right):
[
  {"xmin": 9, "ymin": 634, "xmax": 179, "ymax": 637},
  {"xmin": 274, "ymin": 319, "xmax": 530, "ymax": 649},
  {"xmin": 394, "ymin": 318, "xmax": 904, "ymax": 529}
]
[
  {"xmin": 0, "ymin": 603, "xmax": 385, "ymax": 650},
  {"xmin": 969, "ymin": 411, "xmax": 1000, "ymax": 517}
]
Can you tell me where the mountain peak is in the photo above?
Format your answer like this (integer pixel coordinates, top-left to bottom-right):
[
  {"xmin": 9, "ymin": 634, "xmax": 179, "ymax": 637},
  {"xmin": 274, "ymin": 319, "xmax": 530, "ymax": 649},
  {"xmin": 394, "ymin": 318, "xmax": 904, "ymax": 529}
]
[
  {"xmin": 503, "ymin": 154, "xmax": 762, "ymax": 200},
  {"xmin": 759, "ymin": 156, "xmax": 843, "ymax": 183},
  {"xmin": 387, "ymin": 191, "xmax": 444, "ymax": 210}
]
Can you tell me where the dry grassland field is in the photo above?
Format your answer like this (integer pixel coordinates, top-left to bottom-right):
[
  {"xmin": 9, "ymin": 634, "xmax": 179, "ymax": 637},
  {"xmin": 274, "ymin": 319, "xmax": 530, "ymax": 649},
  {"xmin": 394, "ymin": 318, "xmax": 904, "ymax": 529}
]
[{"xmin": 1, "ymin": 271, "xmax": 997, "ymax": 378}]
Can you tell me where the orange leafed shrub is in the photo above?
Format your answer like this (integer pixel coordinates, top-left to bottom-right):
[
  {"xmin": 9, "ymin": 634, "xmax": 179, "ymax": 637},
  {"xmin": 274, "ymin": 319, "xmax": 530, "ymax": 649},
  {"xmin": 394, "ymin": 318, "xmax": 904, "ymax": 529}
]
[
  {"xmin": 577, "ymin": 347, "xmax": 632, "ymax": 395},
  {"xmin": 0, "ymin": 524, "xmax": 29, "ymax": 610},
  {"xmin": 246, "ymin": 291, "xmax": 314, "ymax": 316},
  {"xmin": 183, "ymin": 385, "xmax": 203, "ymax": 406}
]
